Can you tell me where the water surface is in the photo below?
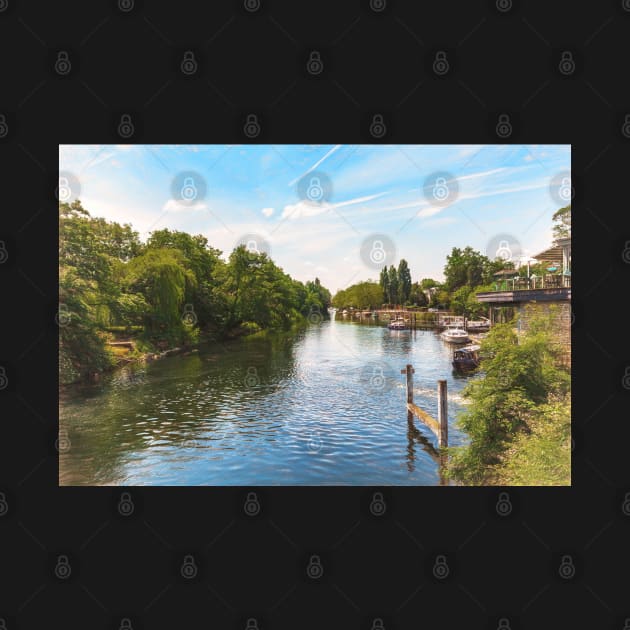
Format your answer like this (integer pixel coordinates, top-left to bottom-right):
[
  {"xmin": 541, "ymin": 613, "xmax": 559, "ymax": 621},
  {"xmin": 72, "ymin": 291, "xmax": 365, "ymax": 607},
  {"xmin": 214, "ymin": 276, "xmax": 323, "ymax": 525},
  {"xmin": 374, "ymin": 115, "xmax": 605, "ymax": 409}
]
[{"xmin": 59, "ymin": 318, "xmax": 475, "ymax": 485}]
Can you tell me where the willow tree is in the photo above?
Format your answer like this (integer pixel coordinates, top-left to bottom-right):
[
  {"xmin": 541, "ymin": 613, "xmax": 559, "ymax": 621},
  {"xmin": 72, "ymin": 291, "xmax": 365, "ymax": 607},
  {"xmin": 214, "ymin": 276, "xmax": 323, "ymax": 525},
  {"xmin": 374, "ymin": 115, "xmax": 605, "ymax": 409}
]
[{"xmin": 124, "ymin": 248, "xmax": 196, "ymax": 333}]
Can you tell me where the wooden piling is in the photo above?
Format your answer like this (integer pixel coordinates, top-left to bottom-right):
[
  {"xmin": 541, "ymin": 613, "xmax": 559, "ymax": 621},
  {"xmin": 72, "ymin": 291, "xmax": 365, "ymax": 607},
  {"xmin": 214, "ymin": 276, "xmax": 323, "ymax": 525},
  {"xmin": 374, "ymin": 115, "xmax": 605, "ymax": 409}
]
[
  {"xmin": 437, "ymin": 379, "xmax": 448, "ymax": 449},
  {"xmin": 403, "ymin": 366, "xmax": 448, "ymax": 451}
]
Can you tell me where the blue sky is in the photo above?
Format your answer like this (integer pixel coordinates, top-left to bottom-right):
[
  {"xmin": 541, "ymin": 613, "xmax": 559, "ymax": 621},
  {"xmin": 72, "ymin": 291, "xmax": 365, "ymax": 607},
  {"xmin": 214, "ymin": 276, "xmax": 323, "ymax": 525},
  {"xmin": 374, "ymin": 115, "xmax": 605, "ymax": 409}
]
[{"xmin": 59, "ymin": 144, "xmax": 570, "ymax": 294}]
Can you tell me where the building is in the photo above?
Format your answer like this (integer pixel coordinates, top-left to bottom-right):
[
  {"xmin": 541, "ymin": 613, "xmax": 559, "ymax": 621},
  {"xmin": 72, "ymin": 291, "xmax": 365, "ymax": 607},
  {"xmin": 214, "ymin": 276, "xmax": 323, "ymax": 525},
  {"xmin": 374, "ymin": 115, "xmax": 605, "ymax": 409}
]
[{"xmin": 476, "ymin": 236, "xmax": 571, "ymax": 364}]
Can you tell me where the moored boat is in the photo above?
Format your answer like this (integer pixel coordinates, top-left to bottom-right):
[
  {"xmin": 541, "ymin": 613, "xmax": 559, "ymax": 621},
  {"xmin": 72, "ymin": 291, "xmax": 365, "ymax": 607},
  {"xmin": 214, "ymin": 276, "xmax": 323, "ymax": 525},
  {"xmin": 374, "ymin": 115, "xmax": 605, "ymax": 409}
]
[
  {"xmin": 440, "ymin": 326, "xmax": 470, "ymax": 343},
  {"xmin": 452, "ymin": 344, "xmax": 481, "ymax": 371},
  {"xmin": 387, "ymin": 317, "xmax": 408, "ymax": 330}
]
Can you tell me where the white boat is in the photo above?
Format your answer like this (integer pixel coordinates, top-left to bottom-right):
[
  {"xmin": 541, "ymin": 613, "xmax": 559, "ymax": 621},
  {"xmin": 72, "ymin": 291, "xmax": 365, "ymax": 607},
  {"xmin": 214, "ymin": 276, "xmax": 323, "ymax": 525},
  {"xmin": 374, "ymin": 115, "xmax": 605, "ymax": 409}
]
[
  {"xmin": 387, "ymin": 317, "xmax": 408, "ymax": 330},
  {"xmin": 441, "ymin": 326, "xmax": 470, "ymax": 343},
  {"xmin": 466, "ymin": 317, "xmax": 490, "ymax": 332}
]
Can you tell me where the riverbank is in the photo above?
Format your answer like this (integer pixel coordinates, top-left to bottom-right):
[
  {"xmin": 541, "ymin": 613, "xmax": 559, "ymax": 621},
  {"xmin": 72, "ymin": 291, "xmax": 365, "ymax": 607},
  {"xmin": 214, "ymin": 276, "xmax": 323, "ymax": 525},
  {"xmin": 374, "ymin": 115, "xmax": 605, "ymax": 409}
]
[
  {"xmin": 60, "ymin": 318, "xmax": 315, "ymax": 387},
  {"xmin": 446, "ymin": 305, "xmax": 571, "ymax": 486}
]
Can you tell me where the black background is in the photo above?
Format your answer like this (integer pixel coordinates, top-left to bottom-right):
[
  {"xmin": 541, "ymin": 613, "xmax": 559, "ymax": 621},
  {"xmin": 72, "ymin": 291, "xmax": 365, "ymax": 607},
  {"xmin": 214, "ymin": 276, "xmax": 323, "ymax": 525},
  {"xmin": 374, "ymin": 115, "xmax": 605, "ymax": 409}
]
[{"xmin": 1, "ymin": 0, "xmax": 630, "ymax": 628}]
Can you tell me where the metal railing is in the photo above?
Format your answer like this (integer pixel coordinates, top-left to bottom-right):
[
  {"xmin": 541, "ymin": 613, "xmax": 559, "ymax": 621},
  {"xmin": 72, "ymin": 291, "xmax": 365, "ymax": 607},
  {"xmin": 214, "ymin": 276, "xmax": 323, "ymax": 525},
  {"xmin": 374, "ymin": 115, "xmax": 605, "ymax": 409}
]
[{"xmin": 492, "ymin": 274, "xmax": 571, "ymax": 292}]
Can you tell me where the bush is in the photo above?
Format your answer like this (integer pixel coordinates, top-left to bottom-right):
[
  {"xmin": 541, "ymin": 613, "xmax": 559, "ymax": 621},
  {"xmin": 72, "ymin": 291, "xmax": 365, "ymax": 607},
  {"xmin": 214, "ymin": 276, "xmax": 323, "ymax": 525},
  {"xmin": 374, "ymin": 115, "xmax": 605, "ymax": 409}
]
[{"xmin": 447, "ymin": 305, "xmax": 570, "ymax": 485}]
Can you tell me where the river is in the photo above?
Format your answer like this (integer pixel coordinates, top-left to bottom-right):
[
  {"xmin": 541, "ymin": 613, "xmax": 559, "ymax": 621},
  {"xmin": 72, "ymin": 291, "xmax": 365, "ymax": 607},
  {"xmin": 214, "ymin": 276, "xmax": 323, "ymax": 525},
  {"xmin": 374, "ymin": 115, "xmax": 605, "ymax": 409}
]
[{"xmin": 59, "ymin": 317, "xmax": 476, "ymax": 485}]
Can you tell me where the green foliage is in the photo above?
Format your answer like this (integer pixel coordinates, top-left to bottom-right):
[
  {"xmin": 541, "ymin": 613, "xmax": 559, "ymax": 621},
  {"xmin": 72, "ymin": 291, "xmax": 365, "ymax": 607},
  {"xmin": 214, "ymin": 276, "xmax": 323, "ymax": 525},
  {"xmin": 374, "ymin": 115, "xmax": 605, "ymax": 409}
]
[
  {"xmin": 387, "ymin": 265, "xmax": 399, "ymax": 304},
  {"xmin": 379, "ymin": 267, "xmax": 389, "ymax": 303},
  {"xmin": 443, "ymin": 246, "xmax": 503, "ymax": 292},
  {"xmin": 552, "ymin": 204, "xmax": 571, "ymax": 239},
  {"xmin": 397, "ymin": 259, "xmax": 412, "ymax": 303},
  {"xmin": 59, "ymin": 203, "xmax": 331, "ymax": 383},
  {"xmin": 448, "ymin": 305, "xmax": 570, "ymax": 485},
  {"xmin": 408, "ymin": 282, "xmax": 428, "ymax": 307},
  {"xmin": 332, "ymin": 281, "xmax": 381, "ymax": 309}
]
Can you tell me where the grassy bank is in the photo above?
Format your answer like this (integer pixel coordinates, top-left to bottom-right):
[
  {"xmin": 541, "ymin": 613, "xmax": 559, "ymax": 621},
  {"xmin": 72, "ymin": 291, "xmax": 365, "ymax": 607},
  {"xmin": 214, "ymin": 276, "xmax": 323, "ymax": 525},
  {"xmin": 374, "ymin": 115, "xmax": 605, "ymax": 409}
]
[{"xmin": 447, "ymin": 304, "xmax": 571, "ymax": 486}]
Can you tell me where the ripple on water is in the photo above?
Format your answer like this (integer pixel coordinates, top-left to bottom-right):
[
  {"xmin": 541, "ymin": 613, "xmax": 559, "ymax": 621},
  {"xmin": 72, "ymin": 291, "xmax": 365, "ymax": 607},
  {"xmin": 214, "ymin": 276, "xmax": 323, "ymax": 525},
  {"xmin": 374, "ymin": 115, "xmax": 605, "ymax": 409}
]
[{"xmin": 60, "ymin": 322, "xmax": 471, "ymax": 485}]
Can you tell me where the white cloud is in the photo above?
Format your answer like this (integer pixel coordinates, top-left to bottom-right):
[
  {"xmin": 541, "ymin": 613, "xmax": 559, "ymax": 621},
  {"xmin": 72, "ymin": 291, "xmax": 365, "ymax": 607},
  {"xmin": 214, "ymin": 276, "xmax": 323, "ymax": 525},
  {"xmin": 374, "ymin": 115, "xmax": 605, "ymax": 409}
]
[
  {"xmin": 288, "ymin": 145, "xmax": 341, "ymax": 186},
  {"xmin": 261, "ymin": 207, "xmax": 274, "ymax": 217},
  {"xmin": 280, "ymin": 192, "xmax": 387, "ymax": 220},
  {"xmin": 162, "ymin": 199, "xmax": 208, "ymax": 212}
]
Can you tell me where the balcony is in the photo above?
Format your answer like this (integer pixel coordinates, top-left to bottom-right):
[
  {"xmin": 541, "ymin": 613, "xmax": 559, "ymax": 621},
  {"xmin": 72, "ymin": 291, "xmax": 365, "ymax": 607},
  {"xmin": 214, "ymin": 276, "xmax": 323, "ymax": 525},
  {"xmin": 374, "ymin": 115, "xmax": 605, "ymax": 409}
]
[{"xmin": 476, "ymin": 274, "xmax": 571, "ymax": 305}]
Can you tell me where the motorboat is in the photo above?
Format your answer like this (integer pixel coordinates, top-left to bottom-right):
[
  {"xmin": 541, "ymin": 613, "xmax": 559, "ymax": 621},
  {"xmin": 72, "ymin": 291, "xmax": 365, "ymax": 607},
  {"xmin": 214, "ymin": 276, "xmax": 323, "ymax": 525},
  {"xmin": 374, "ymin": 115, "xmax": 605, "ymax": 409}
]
[
  {"xmin": 441, "ymin": 326, "xmax": 470, "ymax": 343},
  {"xmin": 466, "ymin": 317, "xmax": 490, "ymax": 332},
  {"xmin": 452, "ymin": 344, "xmax": 481, "ymax": 371},
  {"xmin": 387, "ymin": 317, "xmax": 407, "ymax": 330}
]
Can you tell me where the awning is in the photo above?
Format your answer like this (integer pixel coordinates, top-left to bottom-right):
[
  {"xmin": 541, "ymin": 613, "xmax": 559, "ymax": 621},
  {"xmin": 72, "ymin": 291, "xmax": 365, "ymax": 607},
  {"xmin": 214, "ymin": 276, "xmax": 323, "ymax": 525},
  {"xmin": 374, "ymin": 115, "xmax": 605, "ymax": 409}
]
[{"xmin": 532, "ymin": 244, "xmax": 563, "ymax": 266}]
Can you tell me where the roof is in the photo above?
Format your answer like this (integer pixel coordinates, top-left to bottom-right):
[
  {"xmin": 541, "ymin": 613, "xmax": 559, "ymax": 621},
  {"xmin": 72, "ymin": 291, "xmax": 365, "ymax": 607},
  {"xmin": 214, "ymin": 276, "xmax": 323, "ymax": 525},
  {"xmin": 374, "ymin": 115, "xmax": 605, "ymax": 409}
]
[
  {"xmin": 493, "ymin": 268, "xmax": 519, "ymax": 277},
  {"xmin": 533, "ymin": 236, "xmax": 570, "ymax": 265},
  {"xmin": 532, "ymin": 244, "xmax": 563, "ymax": 265}
]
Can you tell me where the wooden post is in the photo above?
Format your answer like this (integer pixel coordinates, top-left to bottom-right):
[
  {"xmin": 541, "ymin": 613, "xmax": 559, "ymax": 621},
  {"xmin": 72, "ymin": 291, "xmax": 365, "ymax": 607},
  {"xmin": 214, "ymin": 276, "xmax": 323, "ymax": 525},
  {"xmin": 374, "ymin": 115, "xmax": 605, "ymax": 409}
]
[
  {"xmin": 437, "ymin": 379, "xmax": 448, "ymax": 448},
  {"xmin": 402, "ymin": 364, "xmax": 414, "ymax": 422}
]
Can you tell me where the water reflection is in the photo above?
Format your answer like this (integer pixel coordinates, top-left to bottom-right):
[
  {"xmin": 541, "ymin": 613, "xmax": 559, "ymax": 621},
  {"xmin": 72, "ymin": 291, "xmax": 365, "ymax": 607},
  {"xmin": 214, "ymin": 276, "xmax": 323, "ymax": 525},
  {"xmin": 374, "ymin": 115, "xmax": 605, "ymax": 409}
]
[{"xmin": 60, "ymin": 320, "xmax": 471, "ymax": 485}]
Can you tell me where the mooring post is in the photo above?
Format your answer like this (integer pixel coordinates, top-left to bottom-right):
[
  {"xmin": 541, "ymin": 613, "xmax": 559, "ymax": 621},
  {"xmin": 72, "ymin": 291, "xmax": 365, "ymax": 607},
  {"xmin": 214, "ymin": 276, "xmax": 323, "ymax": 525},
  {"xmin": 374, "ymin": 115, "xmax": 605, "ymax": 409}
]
[
  {"xmin": 437, "ymin": 379, "xmax": 448, "ymax": 448},
  {"xmin": 401, "ymin": 364, "xmax": 414, "ymax": 422}
]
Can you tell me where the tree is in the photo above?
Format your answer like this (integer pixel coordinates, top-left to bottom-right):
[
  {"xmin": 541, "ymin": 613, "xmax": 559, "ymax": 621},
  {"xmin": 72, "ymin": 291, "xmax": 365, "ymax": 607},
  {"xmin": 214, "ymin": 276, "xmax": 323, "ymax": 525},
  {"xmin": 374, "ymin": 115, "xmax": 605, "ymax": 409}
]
[
  {"xmin": 409, "ymin": 282, "xmax": 428, "ymax": 307},
  {"xmin": 443, "ymin": 246, "xmax": 502, "ymax": 292},
  {"xmin": 387, "ymin": 265, "xmax": 399, "ymax": 305},
  {"xmin": 397, "ymin": 259, "xmax": 412, "ymax": 304},
  {"xmin": 379, "ymin": 267, "xmax": 389, "ymax": 304},
  {"xmin": 124, "ymin": 248, "xmax": 196, "ymax": 333},
  {"xmin": 552, "ymin": 204, "xmax": 571, "ymax": 239},
  {"xmin": 420, "ymin": 278, "xmax": 439, "ymax": 290}
]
